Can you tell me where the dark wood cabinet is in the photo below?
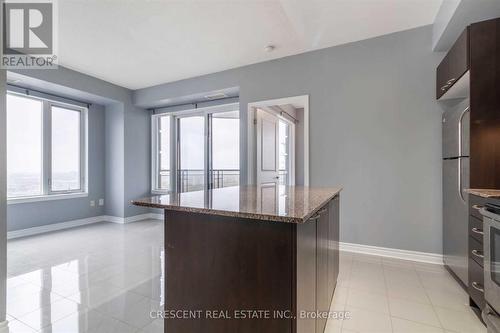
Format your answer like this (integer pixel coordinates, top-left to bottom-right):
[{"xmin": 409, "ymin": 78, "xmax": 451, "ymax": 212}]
[
  {"xmin": 469, "ymin": 236, "xmax": 484, "ymax": 267},
  {"xmin": 165, "ymin": 194, "xmax": 340, "ymax": 333},
  {"xmin": 316, "ymin": 206, "xmax": 329, "ymax": 333},
  {"xmin": 436, "ymin": 28, "xmax": 470, "ymax": 99},
  {"xmin": 314, "ymin": 197, "xmax": 340, "ymax": 333},
  {"xmin": 469, "ymin": 257, "xmax": 485, "ymax": 310},
  {"xmin": 468, "ymin": 195, "xmax": 486, "ymax": 312},
  {"xmin": 328, "ymin": 197, "xmax": 340, "ymax": 300},
  {"xmin": 469, "ymin": 18, "xmax": 500, "ymax": 189},
  {"xmin": 469, "ymin": 215, "xmax": 484, "ymax": 243}
]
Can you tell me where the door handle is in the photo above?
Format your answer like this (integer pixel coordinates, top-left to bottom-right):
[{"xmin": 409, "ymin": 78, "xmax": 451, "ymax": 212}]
[
  {"xmin": 472, "ymin": 249, "xmax": 484, "ymax": 259},
  {"xmin": 472, "ymin": 281, "xmax": 484, "ymax": 293},
  {"xmin": 471, "ymin": 227, "xmax": 484, "ymax": 235}
]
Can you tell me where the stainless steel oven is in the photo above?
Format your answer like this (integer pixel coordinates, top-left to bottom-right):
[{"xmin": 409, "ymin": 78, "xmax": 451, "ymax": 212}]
[{"xmin": 482, "ymin": 204, "xmax": 500, "ymax": 332}]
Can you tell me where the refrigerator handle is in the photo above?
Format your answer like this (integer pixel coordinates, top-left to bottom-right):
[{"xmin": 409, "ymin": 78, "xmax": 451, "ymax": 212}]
[
  {"xmin": 458, "ymin": 107, "xmax": 470, "ymax": 203},
  {"xmin": 458, "ymin": 107, "xmax": 470, "ymax": 157},
  {"xmin": 458, "ymin": 158, "xmax": 466, "ymax": 203}
]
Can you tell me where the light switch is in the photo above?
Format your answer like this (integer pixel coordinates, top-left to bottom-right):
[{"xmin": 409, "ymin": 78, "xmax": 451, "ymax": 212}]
[
  {"xmin": 99, "ymin": 199, "xmax": 104, "ymax": 206},
  {"xmin": 90, "ymin": 200, "xmax": 95, "ymax": 207}
]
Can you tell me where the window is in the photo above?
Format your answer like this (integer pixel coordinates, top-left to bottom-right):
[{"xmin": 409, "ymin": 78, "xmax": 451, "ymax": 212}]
[
  {"xmin": 7, "ymin": 95, "xmax": 43, "ymax": 197},
  {"xmin": 152, "ymin": 115, "xmax": 171, "ymax": 192},
  {"xmin": 211, "ymin": 111, "xmax": 239, "ymax": 188},
  {"xmin": 51, "ymin": 106, "xmax": 82, "ymax": 192},
  {"xmin": 7, "ymin": 93, "xmax": 87, "ymax": 201},
  {"xmin": 151, "ymin": 104, "xmax": 240, "ymax": 194},
  {"xmin": 178, "ymin": 115, "xmax": 205, "ymax": 192}
]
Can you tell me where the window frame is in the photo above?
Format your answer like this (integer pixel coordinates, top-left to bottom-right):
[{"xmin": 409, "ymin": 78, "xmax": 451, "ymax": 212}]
[
  {"xmin": 151, "ymin": 113, "xmax": 172, "ymax": 194},
  {"xmin": 7, "ymin": 92, "xmax": 88, "ymax": 204}
]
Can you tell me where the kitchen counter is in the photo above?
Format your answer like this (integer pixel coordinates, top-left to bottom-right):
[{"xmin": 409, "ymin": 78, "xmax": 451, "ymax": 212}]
[
  {"xmin": 132, "ymin": 185, "xmax": 341, "ymax": 333},
  {"xmin": 466, "ymin": 189, "xmax": 500, "ymax": 198},
  {"xmin": 132, "ymin": 185, "xmax": 342, "ymax": 223}
]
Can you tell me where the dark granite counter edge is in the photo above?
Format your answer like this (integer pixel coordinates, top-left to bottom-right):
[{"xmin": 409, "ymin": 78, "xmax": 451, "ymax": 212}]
[
  {"xmin": 131, "ymin": 189, "xmax": 341, "ymax": 224},
  {"xmin": 466, "ymin": 188, "xmax": 500, "ymax": 199}
]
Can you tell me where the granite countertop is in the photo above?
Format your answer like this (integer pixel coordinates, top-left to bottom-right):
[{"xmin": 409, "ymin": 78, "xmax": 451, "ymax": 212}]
[
  {"xmin": 132, "ymin": 185, "xmax": 342, "ymax": 223},
  {"xmin": 466, "ymin": 189, "xmax": 500, "ymax": 199}
]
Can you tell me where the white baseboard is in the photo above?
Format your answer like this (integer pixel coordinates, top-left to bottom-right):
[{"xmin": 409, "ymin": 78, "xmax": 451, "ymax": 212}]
[
  {"xmin": 0, "ymin": 320, "xmax": 8, "ymax": 333},
  {"xmin": 7, "ymin": 216, "xmax": 106, "ymax": 240},
  {"xmin": 8, "ymin": 213, "xmax": 163, "ymax": 239},
  {"xmin": 150, "ymin": 213, "xmax": 164, "ymax": 220},
  {"xmin": 103, "ymin": 213, "xmax": 163, "ymax": 224},
  {"xmin": 340, "ymin": 242, "xmax": 443, "ymax": 265}
]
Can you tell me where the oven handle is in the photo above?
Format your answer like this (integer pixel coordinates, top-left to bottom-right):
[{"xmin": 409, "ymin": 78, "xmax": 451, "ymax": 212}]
[
  {"xmin": 472, "ymin": 249, "xmax": 484, "ymax": 259},
  {"xmin": 472, "ymin": 227, "xmax": 484, "ymax": 235}
]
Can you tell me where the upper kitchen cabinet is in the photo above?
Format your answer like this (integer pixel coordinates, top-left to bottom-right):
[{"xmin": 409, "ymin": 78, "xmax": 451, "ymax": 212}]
[
  {"xmin": 436, "ymin": 28, "xmax": 470, "ymax": 99},
  {"xmin": 470, "ymin": 18, "xmax": 500, "ymax": 189}
]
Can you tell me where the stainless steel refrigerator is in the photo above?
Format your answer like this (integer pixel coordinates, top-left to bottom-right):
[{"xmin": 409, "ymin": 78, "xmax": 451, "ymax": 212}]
[{"xmin": 443, "ymin": 98, "xmax": 470, "ymax": 285}]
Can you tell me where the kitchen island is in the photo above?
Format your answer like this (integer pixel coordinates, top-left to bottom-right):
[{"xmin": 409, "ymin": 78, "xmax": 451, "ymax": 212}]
[{"xmin": 132, "ymin": 185, "xmax": 341, "ymax": 333}]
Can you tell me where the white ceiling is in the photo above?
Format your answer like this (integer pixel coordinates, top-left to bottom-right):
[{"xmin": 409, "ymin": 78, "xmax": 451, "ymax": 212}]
[{"xmin": 58, "ymin": 0, "xmax": 442, "ymax": 90}]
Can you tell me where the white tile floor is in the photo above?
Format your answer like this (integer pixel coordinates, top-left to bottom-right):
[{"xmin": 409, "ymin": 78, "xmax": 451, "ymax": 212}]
[
  {"xmin": 328, "ymin": 253, "xmax": 486, "ymax": 333},
  {"xmin": 6, "ymin": 220, "xmax": 487, "ymax": 333},
  {"xmin": 7, "ymin": 221, "xmax": 164, "ymax": 333}
]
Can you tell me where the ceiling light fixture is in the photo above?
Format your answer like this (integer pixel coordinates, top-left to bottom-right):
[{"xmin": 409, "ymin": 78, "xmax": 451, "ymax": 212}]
[{"xmin": 204, "ymin": 92, "xmax": 227, "ymax": 100}]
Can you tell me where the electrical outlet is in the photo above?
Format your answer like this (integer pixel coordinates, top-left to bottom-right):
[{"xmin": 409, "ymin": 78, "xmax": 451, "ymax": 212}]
[
  {"xmin": 99, "ymin": 199, "xmax": 104, "ymax": 206},
  {"xmin": 90, "ymin": 200, "xmax": 95, "ymax": 207}
]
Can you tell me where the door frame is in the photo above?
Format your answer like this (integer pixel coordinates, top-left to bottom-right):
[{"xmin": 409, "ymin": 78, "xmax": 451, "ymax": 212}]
[
  {"xmin": 247, "ymin": 95, "xmax": 309, "ymax": 186},
  {"xmin": 278, "ymin": 116, "xmax": 296, "ymax": 186}
]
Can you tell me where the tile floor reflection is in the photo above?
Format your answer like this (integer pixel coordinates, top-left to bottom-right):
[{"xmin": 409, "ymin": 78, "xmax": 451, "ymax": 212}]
[
  {"xmin": 7, "ymin": 220, "xmax": 164, "ymax": 333},
  {"xmin": 6, "ymin": 220, "xmax": 487, "ymax": 332}
]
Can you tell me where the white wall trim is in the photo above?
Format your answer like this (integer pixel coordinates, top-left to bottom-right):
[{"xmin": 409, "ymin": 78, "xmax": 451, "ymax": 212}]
[
  {"xmin": 150, "ymin": 213, "xmax": 164, "ymax": 220},
  {"xmin": 102, "ymin": 213, "xmax": 163, "ymax": 224},
  {"xmin": 8, "ymin": 213, "xmax": 164, "ymax": 239},
  {"xmin": 0, "ymin": 320, "xmax": 9, "ymax": 333},
  {"xmin": 340, "ymin": 242, "xmax": 443, "ymax": 265}
]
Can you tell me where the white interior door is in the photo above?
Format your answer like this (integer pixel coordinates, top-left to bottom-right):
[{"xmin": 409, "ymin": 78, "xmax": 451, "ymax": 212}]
[{"xmin": 256, "ymin": 108, "xmax": 279, "ymax": 185}]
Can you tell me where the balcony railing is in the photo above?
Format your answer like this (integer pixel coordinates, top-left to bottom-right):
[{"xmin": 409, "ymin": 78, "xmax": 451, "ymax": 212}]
[
  {"xmin": 178, "ymin": 169, "xmax": 240, "ymax": 193},
  {"xmin": 160, "ymin": 169, "xmax": 287, "ymax": 192}
]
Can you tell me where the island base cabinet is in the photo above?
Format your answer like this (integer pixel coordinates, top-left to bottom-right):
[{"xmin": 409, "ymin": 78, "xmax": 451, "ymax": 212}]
[
  {"xmin": 165, "ymin": 210, "xmax": 293, "ymax": 333},
  {"xmin": 164, "ymin": 195, "xmax": 340, "ymax": 333},
  {"xmin": 313, "ymin": 196, "xmax": 340, "ymax": 333}
]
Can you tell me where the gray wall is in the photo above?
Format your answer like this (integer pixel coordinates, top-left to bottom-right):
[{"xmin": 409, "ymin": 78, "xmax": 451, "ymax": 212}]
[
  {"xmin": 105, "ymin": 103, "xmax": 125, "ymax": 217},
  {"xmin": 135, "ymin": 26, "xmax": 444, "ymax": 254},
  {"xmin": 124, "ymin": 105, "xmax": 151, "ymax": 217},
  {"xmin": 7, "ymin": 104, "xmax": 106, "ymax": 231}
]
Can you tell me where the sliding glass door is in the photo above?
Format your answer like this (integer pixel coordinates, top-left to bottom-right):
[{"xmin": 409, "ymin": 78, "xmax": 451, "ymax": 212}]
[
  {"xmin": 178, "ymin": 115, "xmax": 205, "ymax": 193},
  {"xmin": 152, "ymin": 105, "xmax": 239, "ymax": 194},
  {"xmin": 210, "ymin": 111, "xmax": 239, "ymax": 189}
]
